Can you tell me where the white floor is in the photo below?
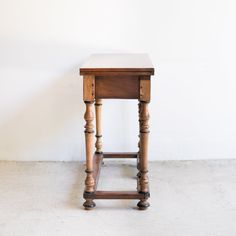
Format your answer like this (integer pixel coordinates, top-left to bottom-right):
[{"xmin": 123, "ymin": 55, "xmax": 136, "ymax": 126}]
[{"xmin": 0, "ymin": 160, "xmax": 236, "ymax": 236}]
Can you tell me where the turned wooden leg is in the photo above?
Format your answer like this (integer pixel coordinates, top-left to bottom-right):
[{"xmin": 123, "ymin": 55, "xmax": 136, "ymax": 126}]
[
  {"xmin": 137, "ymin": 102, "xmax": 141, "ymax": 179},
  {"xmin": 137, "ymin": 101, "xmax": 150, "ymax": 210},
  {"xmin": 95, "ymin": 99, "xmax": 103, "ymax": 154},
  {"xmin": 83, "ymin": 101, "xmax": 96, "ymax": 210}
]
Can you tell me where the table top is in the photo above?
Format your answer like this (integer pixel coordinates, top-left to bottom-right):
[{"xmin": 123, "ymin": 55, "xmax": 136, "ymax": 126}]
[{"xmin": 80, "ymin": 54, "xmax": 154, "ymax": 75}]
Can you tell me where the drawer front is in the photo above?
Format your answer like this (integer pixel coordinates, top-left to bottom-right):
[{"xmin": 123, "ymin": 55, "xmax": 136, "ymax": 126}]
[{"xmin": 95, "ymin": 76, "xmax": 139, "ymax": 99}]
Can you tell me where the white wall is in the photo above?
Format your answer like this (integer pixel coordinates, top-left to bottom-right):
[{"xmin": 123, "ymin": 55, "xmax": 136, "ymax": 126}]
[{"xmin": 0, "ymin": 0, "xmax": 236, "ymax": 161}]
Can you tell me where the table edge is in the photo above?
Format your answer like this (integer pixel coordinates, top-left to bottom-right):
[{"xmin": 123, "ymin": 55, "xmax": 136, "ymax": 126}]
[{"xmin": 80, "ymin": 68, "xmax": 155, "ymax": 76}]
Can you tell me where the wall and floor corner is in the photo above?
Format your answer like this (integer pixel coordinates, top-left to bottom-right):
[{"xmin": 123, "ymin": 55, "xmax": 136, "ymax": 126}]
[{"xmin": 0, "ymin": 0, "xmax": 236, "ymax": 161}]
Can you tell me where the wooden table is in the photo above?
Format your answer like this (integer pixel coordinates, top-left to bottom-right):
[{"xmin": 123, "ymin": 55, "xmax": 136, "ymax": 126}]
[{"xmin": 80, "ymin": 54, "xmax": 155, "ymax": 210}]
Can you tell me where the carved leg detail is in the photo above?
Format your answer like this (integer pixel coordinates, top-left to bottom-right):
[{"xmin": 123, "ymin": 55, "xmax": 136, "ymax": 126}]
[
  {"xmin": 95, "ymin": 99, "xmax": 103, "ymax": 154},
  {"xmin": 137, "ymin": 101, "xmax": 150, "ymax": 210},
  {"xmin": 84, "ymin": 101, "xmax": 95, "ymax": 209}
]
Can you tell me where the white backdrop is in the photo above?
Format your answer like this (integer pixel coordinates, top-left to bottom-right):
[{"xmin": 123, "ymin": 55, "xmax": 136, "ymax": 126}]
[{"xmin": 0, "ymin": 0, "xmax": 236, "ymax": 161}]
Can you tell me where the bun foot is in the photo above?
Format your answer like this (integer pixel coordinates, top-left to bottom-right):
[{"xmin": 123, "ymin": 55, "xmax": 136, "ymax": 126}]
[
  {"xmin": 83, "ymin": 199, "xmax": 96, "ymax": 210},
  {"xmin": 137, "ymin": 200, "xmax": 150, "ymax": 210}
]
